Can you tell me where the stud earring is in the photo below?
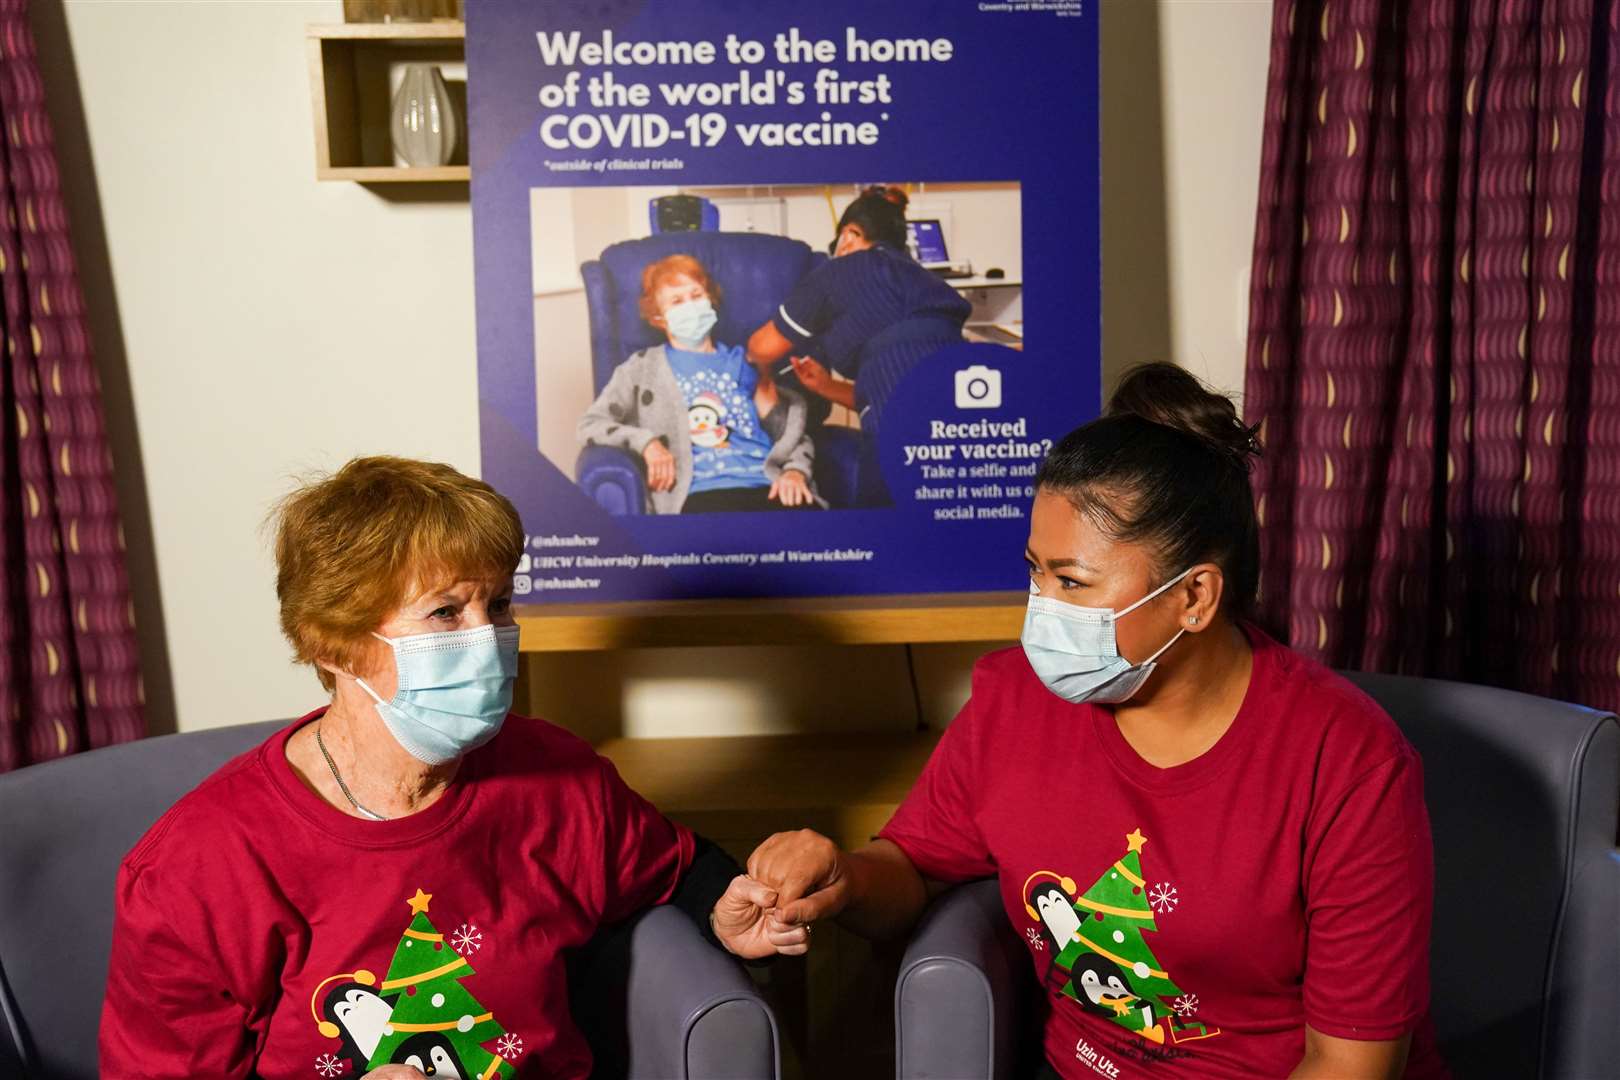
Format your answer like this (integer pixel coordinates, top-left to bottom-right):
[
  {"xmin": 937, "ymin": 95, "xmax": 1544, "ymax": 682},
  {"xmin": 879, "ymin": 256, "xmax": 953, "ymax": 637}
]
[{"xmin": 1188, "ymin": 616, "xmax": 1199, "ymax": 626}]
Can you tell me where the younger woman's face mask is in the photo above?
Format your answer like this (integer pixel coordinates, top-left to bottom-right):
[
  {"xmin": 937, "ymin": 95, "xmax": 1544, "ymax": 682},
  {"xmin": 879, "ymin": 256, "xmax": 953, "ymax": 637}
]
[
  {"xmin": 663, "ymin": 296, "xmax": 718, "ymax": 350},
  {"xmin": 355, "ymin": 623, "xmax": 521, "ymax": 766},
  {"xmin": 1021, "ymin": 568, "xmax": 1193, "ymax": 705}
]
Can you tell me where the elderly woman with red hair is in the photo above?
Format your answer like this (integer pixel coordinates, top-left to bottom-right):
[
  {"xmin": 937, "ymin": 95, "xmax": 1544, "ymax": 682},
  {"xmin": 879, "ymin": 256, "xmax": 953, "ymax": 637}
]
[
  {"xmin": 99, "ymin": 456, "xmax": 788, "ymax": 1079},
  {"xmin": 580, "ymin": 252, "xmax": 818, "ymax": 513}
]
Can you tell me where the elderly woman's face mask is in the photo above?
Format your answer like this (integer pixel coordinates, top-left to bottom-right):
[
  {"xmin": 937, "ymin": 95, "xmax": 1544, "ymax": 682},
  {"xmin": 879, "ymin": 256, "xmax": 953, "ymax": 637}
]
[{"xmin": 354, "ymin": 624, "xmax": 521, "ymax": 766}]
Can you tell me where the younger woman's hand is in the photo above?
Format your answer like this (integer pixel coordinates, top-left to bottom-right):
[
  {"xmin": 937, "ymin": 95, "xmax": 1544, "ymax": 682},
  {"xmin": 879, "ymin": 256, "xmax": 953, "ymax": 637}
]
[
  {"xmin": 747, "ymin": 829, "xmax": 852, "ymax": 927},
  {"xmin": 641, "ymin": 439, "xmax": 677, "ymax": 492},
  {"xmin": 769, "ymin": 469, "xmax": 813, "ymax": 507},
  {"xmin": 789, "ymin": 355, "xmax": 834, "ymax": 396},
  {"xmin": 789, "ymin": 356, "xmax": 857, "ymax": 409}
]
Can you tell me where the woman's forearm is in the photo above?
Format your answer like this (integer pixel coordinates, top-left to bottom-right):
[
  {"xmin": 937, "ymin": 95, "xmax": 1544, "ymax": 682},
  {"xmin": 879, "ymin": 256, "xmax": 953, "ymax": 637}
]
[{"xmin": 836, "ymin": 839, "xmax": 932, "ymax": 940}]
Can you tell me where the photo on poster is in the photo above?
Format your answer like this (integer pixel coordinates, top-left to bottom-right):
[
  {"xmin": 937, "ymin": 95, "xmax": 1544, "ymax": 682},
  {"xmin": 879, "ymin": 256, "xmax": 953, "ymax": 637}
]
[
  {"xmin": 530, "ymin": 182, "xmax": 1024, "ymax": 516},
  {"xmin": 468, "ymin": 0, "xmax": 1097, "ymax": 601}
]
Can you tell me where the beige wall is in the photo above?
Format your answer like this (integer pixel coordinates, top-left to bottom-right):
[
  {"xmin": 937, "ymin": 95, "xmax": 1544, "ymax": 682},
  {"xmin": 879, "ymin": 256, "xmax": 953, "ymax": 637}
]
[{"xmin": 39, "ymin": 0, "xmax": 1271, "ymax": 736}]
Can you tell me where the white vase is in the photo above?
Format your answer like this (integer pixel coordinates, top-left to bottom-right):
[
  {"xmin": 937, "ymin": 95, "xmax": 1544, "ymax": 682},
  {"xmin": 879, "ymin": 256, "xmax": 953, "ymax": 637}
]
[{"xmin": 390, "ymin": 64, "xmax": 458, "ymax": 168}]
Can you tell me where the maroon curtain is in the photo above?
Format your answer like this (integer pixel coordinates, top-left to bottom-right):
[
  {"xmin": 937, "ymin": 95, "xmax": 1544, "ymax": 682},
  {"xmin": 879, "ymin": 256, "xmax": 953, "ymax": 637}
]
[
  {"xmin": 1246, "ymin": 0, "xmax": 1620, "ymax": 713},
  {"xmin": 0, "ymin": 0, "xmax": 142, "ymax": 771}
]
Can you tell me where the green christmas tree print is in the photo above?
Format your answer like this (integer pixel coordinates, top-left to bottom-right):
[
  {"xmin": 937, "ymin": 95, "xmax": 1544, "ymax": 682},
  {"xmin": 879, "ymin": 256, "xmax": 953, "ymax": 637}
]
[
  {"xmin": 1048, "ymin": 830, "xmax": 1218, "ymax": 1046},
  {"xmin": 367, "ymin": 889, "xmax": 514, "ymax": 1079}
]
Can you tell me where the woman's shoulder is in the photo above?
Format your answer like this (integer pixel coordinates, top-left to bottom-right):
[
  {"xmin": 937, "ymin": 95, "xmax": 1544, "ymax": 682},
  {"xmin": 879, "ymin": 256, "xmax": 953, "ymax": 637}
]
[
  {"xmin": 488, "ymin": 713, "xmax": 594, "ymax": 754},
  {"xmin": 611, "ymin": 344, "xmax": 670, "ymax": 377},
  {"xmin": 1246, "ymin": 624, "xmax": 1414, "ymax": 768},
  {"xmin": 478, "ymin": 715, "xmax": 610, "ymax": 782},
  {"xmin": 963, "ymin": 645, "xmax": 1060, "ymax": 724},
  {"xmin": 120, "ymin": 727, "xmax": 288, "ymax": 879}
]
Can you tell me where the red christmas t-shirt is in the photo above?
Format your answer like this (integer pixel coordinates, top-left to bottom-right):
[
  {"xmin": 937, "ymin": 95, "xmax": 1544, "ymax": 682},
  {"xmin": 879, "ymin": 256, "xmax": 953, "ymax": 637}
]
[
  {"xmin": 880, "ymin": 626, "xmax": 1448, "ymax": 1079},
  {"xmin": 99, "ymin": 712, "xmax": 694, "ymax": 1079}
]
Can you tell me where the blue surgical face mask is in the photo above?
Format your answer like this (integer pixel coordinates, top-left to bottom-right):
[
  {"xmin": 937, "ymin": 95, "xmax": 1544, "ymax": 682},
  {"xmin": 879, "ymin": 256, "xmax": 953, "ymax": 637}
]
[
  {"xmin": 355, "ymin": 624, "xmax": 521, "ymax": 766},
  {"xmin": 1021, "ymin": 568, "xmax": 1192, "ymax": 705},
  {"xmin": 664, "ymin": 297, "xmax": 717, "ymax": 350}
]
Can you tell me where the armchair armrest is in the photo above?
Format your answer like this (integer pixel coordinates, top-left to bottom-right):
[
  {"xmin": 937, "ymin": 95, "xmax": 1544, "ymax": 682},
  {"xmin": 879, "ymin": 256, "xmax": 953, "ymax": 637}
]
[
  {"xmin": 576, "ymin": 444, "xmax": 648, "ymax": 516},
  {"xmin": 626, "ymin": 906, "xmax": 778, "ymax": 1079},
  {"xmin": 896, "ymin": 879, "xmax": 1030, "ymax": 1080},
  {"xmin": 573, "ymin": 905, "xmax": 778, "ymax": 1079}
]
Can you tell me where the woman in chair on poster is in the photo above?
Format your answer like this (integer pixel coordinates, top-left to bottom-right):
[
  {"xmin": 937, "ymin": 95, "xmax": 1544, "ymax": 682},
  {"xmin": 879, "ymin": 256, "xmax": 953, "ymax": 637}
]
[
  {"xmin": 97, "ymin": 457, "xmax": 794, "ymax": 1079},
  {"xmin": 743, "ymin": 365, "xmax": 1450, "ymax": 1079}
]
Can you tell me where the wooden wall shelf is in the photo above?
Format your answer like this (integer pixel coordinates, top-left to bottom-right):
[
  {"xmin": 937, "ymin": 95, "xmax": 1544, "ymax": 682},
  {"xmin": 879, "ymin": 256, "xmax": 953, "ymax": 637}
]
[
  {"xmin": 319, "ymin": 165, "xmax": 468, "ymax": 182},
  {"xmin": 306, "ymin": 22, "xmax": 469, "ymax": 183},
  {"xmin": 313, "ymin": 21, "xmax": 465, "ymax": 40},
  {"xmin": 513, "ymin": 591, "xmax": 1026, "ymax": 651}
]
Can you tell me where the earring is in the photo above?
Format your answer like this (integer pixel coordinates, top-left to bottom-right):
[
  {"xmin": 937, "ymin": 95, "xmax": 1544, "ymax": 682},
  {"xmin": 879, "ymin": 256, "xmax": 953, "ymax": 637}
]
[{"xmin": 1188, "ymin": 616, "xmax": 1199, "ymax": 626}]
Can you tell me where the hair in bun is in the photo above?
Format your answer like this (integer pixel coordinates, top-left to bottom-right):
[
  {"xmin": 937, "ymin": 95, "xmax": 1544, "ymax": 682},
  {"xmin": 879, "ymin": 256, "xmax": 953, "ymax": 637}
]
[
  {"xmin": 1107, "ymin": 362, "xmax": 1261, "ymax": 468},
  {"xmin": 835, "ymin": 186, "xmax": 910, "ymax": 251},
  {"xmin": 1036, "ymin": 363, "xmax": 1262, "ymax": 613}
]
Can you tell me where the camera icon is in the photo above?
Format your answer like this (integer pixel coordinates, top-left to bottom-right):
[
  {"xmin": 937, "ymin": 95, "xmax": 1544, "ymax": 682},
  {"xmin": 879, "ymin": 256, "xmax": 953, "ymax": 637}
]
[
  {"xmin": 954, "ymin": 365, "xmax": 1002, "ymax": 409},
  {"xmin": 512, "ymin": 574, "xmax": 533, "ymax": 596}
]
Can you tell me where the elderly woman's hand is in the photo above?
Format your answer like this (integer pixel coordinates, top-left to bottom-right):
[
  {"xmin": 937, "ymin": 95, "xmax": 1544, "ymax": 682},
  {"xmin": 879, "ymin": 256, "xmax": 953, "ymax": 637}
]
[
  {"xmin": 769, "ymin": 469, "xmax": 813, "ymax": 508},
  {"xmin": 710, "ymin": 874, "xmax": 814, "ymax": 957},
  {"xmin": 641, "ymin": 439, "xmax": 677, "ymax": 492},
  {"xmin": 360, "ymin": 1066, "xmax": 428, "ymax": 1079}
]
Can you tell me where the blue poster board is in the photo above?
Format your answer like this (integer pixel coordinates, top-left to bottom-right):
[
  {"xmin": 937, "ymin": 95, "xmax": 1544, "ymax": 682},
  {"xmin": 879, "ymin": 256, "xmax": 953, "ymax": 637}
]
[{"xmin": 469, "ymin": 0, "xmax": 1098, "ymax": 603}]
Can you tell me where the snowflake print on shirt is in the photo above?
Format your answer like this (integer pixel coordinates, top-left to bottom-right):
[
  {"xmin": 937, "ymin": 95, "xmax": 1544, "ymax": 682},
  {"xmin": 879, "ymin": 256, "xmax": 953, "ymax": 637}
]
[
  {"xmin": 308, "ymin": 889, "xmax": 515, "ymax": 1079},
  {"xmin": 1021, "ymin": 830, "xmax": 1221, "ymax": 1048},
  {"xmin": 452, "ymin": 923, "xmax": 483, "ymax": 956},
  {"xmin": 674, "ymin": 368, "xmax": 759, "ymax": 444},
  {"xmin": 1026, "ymin": 926, "xmax": 1046, "ymax": 951},
  {"xmin": 497, "ymin": 1032, "xmax": 525, "ymax": 1060},
  {"xmin": 1148, "ymin": 882, "xmax": 1179, "ymax": 914},
  {"xmin": 1172, "ymin": 994, "xmax": 1200, "ymax": 1018}
]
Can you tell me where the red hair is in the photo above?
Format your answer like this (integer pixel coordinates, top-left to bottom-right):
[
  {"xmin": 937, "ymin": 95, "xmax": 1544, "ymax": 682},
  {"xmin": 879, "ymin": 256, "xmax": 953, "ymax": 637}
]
[
  {"xmin": 637, "ymin": 254, "xmax": 723, "ymax": 324},
  {"xmin": 270, "ymin": 456, "xmax": 523, "ymax": 691}
]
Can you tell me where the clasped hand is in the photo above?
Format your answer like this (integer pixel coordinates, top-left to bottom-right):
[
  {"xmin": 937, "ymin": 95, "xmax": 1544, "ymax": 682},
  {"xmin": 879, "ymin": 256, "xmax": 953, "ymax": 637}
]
[{"xmin": 710, "ymin": 829, "xmax": 846, "ymax": 958}]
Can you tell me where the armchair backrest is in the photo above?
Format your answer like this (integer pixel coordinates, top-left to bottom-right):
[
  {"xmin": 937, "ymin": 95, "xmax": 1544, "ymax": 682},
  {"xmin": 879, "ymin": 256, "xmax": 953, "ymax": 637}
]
[
  {"xmin": 0, "ymin": 721, "xmax": 284, "ymax": 1078},
  {"xmin": 1344, "ymin": 673, "xmax": 1620, "ymax": 1079},
  {"xmin": 580, "ymin": 231, "xmax": 825, "ymax": 392}
]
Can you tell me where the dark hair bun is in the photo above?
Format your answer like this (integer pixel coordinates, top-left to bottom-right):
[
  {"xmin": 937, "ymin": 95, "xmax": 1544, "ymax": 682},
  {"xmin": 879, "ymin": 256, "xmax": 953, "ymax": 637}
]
[
  {"xmin": 1106, "ymin": 362, "xmax": 1261, "ymax": 467},
  {"xmin": 838, "ymin": 187, "xmax": 911, "ymax": 251},
  {"xmin": 865, "ymin": 184, "xmax": 909, "ymax": 210}
]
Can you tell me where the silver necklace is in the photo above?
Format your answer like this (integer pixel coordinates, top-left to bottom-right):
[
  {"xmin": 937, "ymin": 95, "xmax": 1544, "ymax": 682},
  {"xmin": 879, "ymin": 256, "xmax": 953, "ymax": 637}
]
[{"xmin": 315, "ymin": 722, "xmax": 388, "ymax": 821}]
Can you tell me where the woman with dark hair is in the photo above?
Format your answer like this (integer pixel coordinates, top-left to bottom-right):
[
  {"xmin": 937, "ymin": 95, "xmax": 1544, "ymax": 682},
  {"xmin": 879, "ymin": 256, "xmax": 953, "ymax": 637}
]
[
  {"xmin": 738, "ymin": 365, "xmax": 1449, "ymax": 1078},
  {"xmin": 745, "ymin": 185, "xmax": 971, "ymax": 506}
]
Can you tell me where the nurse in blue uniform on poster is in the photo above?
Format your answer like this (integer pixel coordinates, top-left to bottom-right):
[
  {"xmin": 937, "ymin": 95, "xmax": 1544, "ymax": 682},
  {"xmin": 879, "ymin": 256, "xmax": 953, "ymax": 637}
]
[{"xmin": 746, "ymin": 186, "xmax": 971, "ymax": 507}]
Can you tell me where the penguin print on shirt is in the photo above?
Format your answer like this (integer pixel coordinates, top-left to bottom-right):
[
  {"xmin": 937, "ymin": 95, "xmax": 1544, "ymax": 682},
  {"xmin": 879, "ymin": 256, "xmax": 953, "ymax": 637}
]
[
  {"xmin": 688, "ymin": 391, "xmax": 731, "ymax": 449},
  {"xmin": 394, "ymin": 1031, "xmax": 467, "ymax": 1077},
  {"xmin": 314, "ymin": 973, "xmax": 391, "ymax": 1075},
  {"xmin": 308, "ymin": 889, "xmax": 520, "ymax": 1079}
]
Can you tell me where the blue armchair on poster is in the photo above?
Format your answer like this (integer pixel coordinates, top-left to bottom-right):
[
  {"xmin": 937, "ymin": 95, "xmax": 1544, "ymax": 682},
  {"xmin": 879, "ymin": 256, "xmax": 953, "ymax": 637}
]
[{"xmin": 576, "ymin": 231, "xmax": 862, "ymax": 514}]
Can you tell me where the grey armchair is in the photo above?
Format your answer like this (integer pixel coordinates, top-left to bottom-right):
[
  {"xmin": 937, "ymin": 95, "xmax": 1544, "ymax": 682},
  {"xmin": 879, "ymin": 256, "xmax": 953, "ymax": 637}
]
[
  {"xmin": 895, "ymin": 674, "xmax": 1620, "ymax": 1079},
  {"xmin": 0, "ymin": 720, "xmax": 779, "ymax": 1080}
]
